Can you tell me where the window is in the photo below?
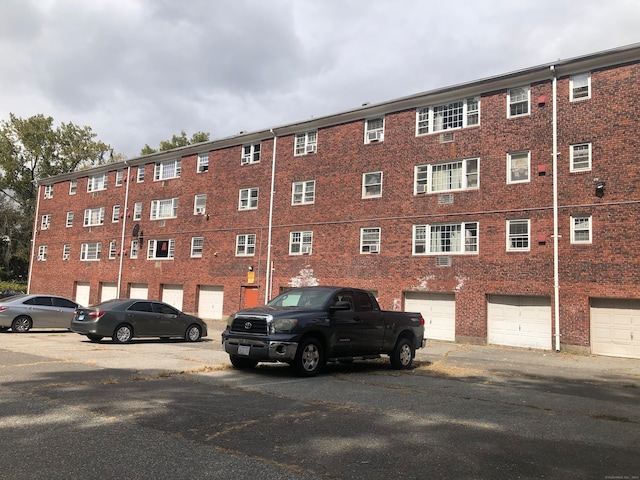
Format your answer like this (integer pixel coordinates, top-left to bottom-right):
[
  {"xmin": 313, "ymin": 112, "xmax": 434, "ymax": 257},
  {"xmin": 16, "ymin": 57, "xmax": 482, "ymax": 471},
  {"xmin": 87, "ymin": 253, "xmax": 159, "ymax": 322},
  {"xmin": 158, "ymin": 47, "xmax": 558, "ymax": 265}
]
[
  {"xmin": 197, "ymin": 153, "xmax": 209, "ymax": 173},
  {"xmin": 570, "ymin": 143, "xmax": 591, "ymax": 172},
  {"xmin": 80, "ymin": 242, "xmax": 101, "ymax": 261},
  {"xmin": 37, "ymin": 245, "xmax": 47, "ymax": 261},
  {"xmin": 362, "ymin": 171, "xmax": 382, "ymax": 198},
  {"xmin": 415, "ymin": 158, "xmax": 479, "ymax": 194},
  {"xmin": 365, "ymin": 117, "xmax": 384, "ymax": 143},
  {"xmin": 191, "ymin": 237, "xmax": 204, "ymax": 257},
  {"xmin": 115, "ymin": 170, "xmax": 124, "ymax": 186},
  {"xmin": 290, "ymin": 231, "xmax": 313, "ymax": 255},
  {"xmin": 137, "ymin": 166, "xmax": 145, "ymax": 182},
  {"xmin": 62, "ymin": 244, "xmax": 71, "ymax": 260},
  {"xmin": 66, "ymin": 211, "xmax": 74, "ymax": 228},
  {"xmin": 507, "ymin": 86, "xmax": 530, "ymax": 117},
  {"xmin": 236, "ymin": 234, "xmax": 256, "ymax": 256},
  {"xmin": 360, "ymin": 227, "xmax": 380, "ymax": 254},
  {"xmin": 150, "ymin": 198, "xmax": 178, "ymax": 220},
  {"xmin": 109, "ymin": 241, "xmax": 117, "ymax": 259},
  {"xmin": 414, "ymin": 222, "xmax": 478, "ymax": 255},
  {"xmin": 154, "ymin": 159, "xmax": 181, "ymax": 181},
  {"xmin": 507, "ymin": 151, "xmax": 530, "ymax": 183},
  {"xmin": 292, "ymin": 180, "xmax": 315, "ymax": 205},
  {"xmin": 416, "ymin": 97, "xmax": 480, "ymax": 134},
  {"xmin": 507, "ymin": 219, "xmax": 530, "ymax": 251},
  {"xmin": 193, "ymin": 194, "xmax": 207, "ymax": 215},
  {"xmin": 44, "ymin": 185, "xmax": 53, "ymax": 199},
  {"xmin": 570, "ymin": 73, "xmax": 591, "ymax": 101},
  {"xmin": 239, "ymin": 188, "xmax": 258, "ymax": 210},
  {"xmin": 571, "ymin": 216, "xmax": 592, "ymax": 244},
  {"xmin": 87, "ymin": 173, "xmax": 108, "ymax": 192},
  {"xmin": 133, "ymin": 202, "xmax": 142, "ymax": 221},
  {"xmin": 84, "ymin": 207, "xmax": 105, "ymax": 227},
  {"xmin": 41, "ymin": 214, "xmax": 51, "ymax": 230},
  {"xmin": 130, "ymin": 239, "xmax": 139, "ymax": 259},
  {"xmin": 147, "ymin": 239, "xmax": 175, "ymax": 260},
  {"xmin": 69, "ymin": 179, "xmax": 77, "ymax": 195},
  {"xmin": 112, "ymin": 205, "xmax": 121, "ymax": 223},
  {"xmin": 241, "ymin": 143, "xmax": 261, "ymax": 164},
  {"xmin": 294, "ymin": 131, "xmax": 318, "ymax": 155}
]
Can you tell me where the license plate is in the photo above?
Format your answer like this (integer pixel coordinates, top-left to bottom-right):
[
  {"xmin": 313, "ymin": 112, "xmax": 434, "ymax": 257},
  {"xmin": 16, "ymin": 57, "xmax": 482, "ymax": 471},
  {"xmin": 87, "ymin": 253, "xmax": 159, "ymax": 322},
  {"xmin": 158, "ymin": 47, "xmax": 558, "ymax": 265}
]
[{"xmin": 238, "ymin": 345, "xmax": 250, "ymax": 356}]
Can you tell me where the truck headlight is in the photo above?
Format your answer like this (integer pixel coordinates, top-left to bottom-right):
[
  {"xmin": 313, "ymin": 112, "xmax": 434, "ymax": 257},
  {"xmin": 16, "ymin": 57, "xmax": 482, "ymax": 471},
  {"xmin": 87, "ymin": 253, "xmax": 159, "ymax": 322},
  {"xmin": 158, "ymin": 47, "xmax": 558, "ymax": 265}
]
[
  {"xmin": 272, "ymin": 318, "xmax": 298, "ymax": 333},
  {"xmin": 226, "ymin": 314, "xmax": 235, "ymax": 327}
]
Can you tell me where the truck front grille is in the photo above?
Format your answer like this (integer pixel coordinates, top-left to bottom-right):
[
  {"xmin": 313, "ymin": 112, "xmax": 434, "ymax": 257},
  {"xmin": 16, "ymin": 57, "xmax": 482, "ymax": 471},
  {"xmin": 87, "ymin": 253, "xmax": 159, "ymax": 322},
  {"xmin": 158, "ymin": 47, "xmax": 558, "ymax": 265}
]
[{"xmin": 230, "ymin": 316, "xmax": 269, "ymax": 335}]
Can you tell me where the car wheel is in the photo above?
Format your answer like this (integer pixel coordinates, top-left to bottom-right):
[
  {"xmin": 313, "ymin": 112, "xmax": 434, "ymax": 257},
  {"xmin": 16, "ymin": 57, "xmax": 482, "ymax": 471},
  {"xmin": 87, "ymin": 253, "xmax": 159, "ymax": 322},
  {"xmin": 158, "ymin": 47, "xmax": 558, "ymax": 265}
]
[
  {"xmin": 390, "ymin": 337, "xmax": 414, "ymax": 370},
  {"xmin": 12, "ymin": 315, "xmax": 32, "ymax": 333},
  {"xmin": 185, "ymin": 324, "xmax": 202, "ymax": 342},
  {"xmin": 112, "ymin": 324, "xmax": 133, "ymax": 343},
  {"xmin": 293, "ymin": 337, "xmax": 323, "ymax": 377},
  {"xmin": 229, "ymin": 355, "xmax": 258, "ymax": 370},
  {"xmin": 87, "ymin": 335, "xmax": 103, "ymax": 342}
]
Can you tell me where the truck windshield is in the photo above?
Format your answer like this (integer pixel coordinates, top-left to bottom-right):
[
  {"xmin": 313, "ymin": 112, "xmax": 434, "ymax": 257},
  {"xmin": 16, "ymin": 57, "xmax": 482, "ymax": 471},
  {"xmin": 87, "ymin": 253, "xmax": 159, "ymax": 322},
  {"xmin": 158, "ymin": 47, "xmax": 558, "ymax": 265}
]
[{"xmin": 267, "ymin": 288, "xmax": 334, "ymax": 309}]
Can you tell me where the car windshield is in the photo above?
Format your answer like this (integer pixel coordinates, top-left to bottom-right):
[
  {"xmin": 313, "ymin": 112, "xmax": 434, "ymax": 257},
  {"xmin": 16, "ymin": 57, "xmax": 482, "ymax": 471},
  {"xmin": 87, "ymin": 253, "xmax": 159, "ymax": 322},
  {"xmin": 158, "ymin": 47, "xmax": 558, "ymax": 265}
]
[{"xmin": 266, "ymin": 288, "xmax": 334, "ymax": 309}]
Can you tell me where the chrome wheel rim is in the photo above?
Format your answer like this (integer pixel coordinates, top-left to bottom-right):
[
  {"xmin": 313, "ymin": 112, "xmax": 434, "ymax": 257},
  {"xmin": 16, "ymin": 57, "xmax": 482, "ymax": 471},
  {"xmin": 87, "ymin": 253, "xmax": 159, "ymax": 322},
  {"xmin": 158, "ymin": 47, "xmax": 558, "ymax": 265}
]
[
  {"xmin": 302, "ymin": 344, "xmax": 319, "ymax": 371},
  {"xmin": 14, "ymin": 318, "xmax": 30, "ymax": 332},
  {"xmin": 188, "ymin": 326, "xmax": 200, "ymax": 341},
  {"xmin": 399, "ymin": 344, "xmax": 412, "ymax": 366},
  {"xmin": 116, "ymin": 326, "xmax": 131, "ymax": 342}
]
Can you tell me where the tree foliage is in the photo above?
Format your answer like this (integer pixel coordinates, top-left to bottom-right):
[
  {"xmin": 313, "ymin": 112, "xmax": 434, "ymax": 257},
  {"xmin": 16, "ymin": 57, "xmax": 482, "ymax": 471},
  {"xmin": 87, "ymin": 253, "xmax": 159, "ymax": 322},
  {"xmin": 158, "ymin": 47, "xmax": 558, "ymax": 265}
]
[{"xmin": 141, "ymin": 130, "xmax": 210, "ymax": 155}]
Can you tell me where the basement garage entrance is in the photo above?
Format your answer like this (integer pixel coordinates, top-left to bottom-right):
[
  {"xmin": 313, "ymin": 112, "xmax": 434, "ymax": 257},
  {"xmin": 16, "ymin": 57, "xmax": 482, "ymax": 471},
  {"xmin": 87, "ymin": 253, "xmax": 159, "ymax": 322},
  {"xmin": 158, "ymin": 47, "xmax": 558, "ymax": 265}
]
[
  {"xmin": 404, "ymin": 292, "xmax": 455, "ymax": 341},
  {"xmin": 75, "ymin": 282, "xmax": 90, "ymax": 307},
  {"xmin": 129, "ymin": 283, "xmax": 148, "ymax": 299},
  {"xmin": 100, "ymin": 282, "xmax": 118, "ymax": 302},
  {"xmin": 487, "ymin": 295, "xmax": 552, "ymax": 350},
  {"xmin": 591, "ymin": 298, "xmax": 640, "ymax": 359},
  {"xmin": 197, "ymin": 285, "xmax": 224, "ymax": 320},
  {"xmin": 161, "ymin": 284, "xmax": 183, "ymax": 311}
]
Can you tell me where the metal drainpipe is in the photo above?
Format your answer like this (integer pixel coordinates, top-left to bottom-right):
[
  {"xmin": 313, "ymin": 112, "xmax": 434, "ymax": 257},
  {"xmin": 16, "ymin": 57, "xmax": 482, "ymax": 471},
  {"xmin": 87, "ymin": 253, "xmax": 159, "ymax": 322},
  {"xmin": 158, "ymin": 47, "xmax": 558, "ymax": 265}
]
[
  {"xmin": 264, "ymin": 130, "xmax": 277, "ymax": 303},
  {"xmin": 27, "ymin": 182, "xmax": 42, "ymax": 294},
  {"xmin": 551, "ymin": 65, "xmax": 561, "ymax": 352},
  {"xmin": 116, "ymin": 165, "xmax": 131, "ymax": 298}
]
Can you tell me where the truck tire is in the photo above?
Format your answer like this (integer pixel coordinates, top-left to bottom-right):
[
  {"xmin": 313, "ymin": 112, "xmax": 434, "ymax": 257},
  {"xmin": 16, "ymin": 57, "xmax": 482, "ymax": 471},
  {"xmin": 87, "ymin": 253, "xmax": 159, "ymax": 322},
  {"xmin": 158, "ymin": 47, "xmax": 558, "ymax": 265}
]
[
  {"xmin": 390, "ymin": 337, "xmax": 414, "ymax": 370},
  {"xmin": 230, "ymin": 355, "xmax": 258, "ymax": 370},
  {"xmin": 293, "ymin": 337, "xmax": 323, "ymax": 377}
]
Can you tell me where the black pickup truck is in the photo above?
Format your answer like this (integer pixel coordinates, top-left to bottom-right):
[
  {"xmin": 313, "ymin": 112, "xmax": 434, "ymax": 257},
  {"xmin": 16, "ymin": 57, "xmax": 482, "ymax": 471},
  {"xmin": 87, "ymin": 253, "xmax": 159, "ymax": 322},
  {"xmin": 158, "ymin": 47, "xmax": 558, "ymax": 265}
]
[{"xmin": 222, "ymin": 286, "xmax": 425, "ymax": 376}]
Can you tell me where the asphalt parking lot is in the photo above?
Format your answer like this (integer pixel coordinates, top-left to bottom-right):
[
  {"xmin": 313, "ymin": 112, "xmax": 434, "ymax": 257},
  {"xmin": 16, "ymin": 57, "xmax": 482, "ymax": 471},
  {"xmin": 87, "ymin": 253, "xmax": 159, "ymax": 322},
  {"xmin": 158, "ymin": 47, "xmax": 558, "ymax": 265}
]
[{"xmin": 1, "ymin": 323, "xmax": 639, "ymax": 480}]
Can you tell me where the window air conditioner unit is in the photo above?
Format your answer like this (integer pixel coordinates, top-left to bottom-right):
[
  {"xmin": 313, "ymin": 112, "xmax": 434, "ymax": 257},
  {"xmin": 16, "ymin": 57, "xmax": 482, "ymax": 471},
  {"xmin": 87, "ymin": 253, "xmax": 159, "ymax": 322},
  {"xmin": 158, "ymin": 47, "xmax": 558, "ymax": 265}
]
[
  {"xmin": 416, "ymin": 184, "xmax": 427, "ymax": 194},
  {"xmin": 241, "ymin": 156, "xmax": 250, "ymax": 165},
  {"xmin": 195, "ymin": 208, "xmax": 205, "ymax": 215},
  {"xmin": 199, "ymin": 165, "xmax": 209, "ymax": 172},
  {"xmin": 305, "ymin": 144, "xmax": 316, "ymax": 153},
  {"xmin": 301, "ymin": 245, "xmax": 311, "ymax": 254},
  {"xmin": 37, "ymin": 255, "xmax": 45, "ymax": 261},
  {"xmin": 367, "ymin": 130, "xmax": 382, "ymax": 142},
  {"xmin": 63, "ymin": 254, "xmax": 70, "ymax": 260},
  {"xmin": 369, "ymin": 244, "xmax": 380, "ymax": 253}
]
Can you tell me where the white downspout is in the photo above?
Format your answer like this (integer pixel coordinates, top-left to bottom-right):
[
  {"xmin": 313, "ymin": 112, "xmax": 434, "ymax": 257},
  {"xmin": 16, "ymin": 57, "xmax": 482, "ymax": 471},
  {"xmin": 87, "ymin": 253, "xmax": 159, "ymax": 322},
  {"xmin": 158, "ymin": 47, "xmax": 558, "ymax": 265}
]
[
  {"xmin": 551, "ymin": 65, "xmax": 561, "ymax": 352},
  {"xmin": 27, "ymin": 182, "xmax": 42, "ymax": 294},
  {"xmin": 264, "ymin": 130, "xmax": 277, "ymax": 303},
  {"xmin": 116, "ymin": 165, "xmax": 131, "ymax": 298}
]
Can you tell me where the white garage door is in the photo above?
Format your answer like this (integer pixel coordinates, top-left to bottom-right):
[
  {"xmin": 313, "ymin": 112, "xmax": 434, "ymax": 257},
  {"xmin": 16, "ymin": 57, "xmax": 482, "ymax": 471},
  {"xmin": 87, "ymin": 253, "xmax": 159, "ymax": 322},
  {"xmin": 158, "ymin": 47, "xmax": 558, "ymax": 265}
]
[
  {"xmin": 130, "ymin": 283, "xmax": 148, "ymax": 299},
  {"xmin": 488, "ymin": 295, "xmax": 551, "ymax": 350},
  {"xmin": 591, "ymin": 299, "xmax": 640, "ymax": 359},
  {"xmin": 198, "ymin": 285, "xmax": 224, "ymax": 320},
  {"xmin": 162, "ymin": 284, "xmax": 183, "ymax": 311},
  {"xmin": 405, "ymin": 292, "xmax": 455, "ymax": 341},
  {"xmin": 100, "ymin": 282, "xmax": 118, "ymax": 302},
  {"xmin": 75, "ymin": 282, "xmax": 90, "ymax": 307}
]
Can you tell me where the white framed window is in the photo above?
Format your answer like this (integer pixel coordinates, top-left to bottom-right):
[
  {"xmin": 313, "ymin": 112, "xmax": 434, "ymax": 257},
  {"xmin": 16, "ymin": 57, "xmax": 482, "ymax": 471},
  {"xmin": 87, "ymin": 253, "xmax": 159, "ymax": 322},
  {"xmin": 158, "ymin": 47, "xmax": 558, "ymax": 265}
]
[
  {"xmin": 570, "ymin": 73, "xmax": 591, "ymax": 101},
  {"xmin": 130, "ymin": 239, "xmax": 139, "ymax": 259},
  {"xmin": 365, "ymin": 117, "xmax": 384, "ymax": 143},
  {"xmin": 69, "ymin": 179, "xmax": 77, "ymax": 195},
  {"xmin": 239, "ymin": 188, "xmax": 258, "ymax": 210},
  {"xmin": 360, "ymin": 227, "xmax": 380, "ymax": 254},
  {"xmin": 112, "ymin": 205, "xmax": 121, "ymax": 223},
  {"xmin": 416, "ymin": 97, "xmax": 480, "ymax": 135},
  {"xmin": 191, "ymin": 237, "xmax": 204, "ymax": 258},
  {"xmin": 197, "ymin": 153, "xmax": 209, "ymax": 173},
  {"xmin": 137, "ymin": 165, "xmax": 145, "ymax": 182},
  {"xmin": 507, "ymin": 86, "xmax": 530, "ymax": 118},
  {"xmin": 66, "ymin": 211, "xmax": 74, "ymax": 228},
  {"xmin": 236, "ymin": 234, "xmax": 256, "ymax": 256},
  {"xmin": 570, "ymin": 143, "xmax": 591, "ymax": 172},
  {"xmin": 37, "ymin": 245, "xmax": 47, "ymax": 261},
  {"xmin": 44, "ymin": 185, "xmax": 53, "ymax": 199},
  {"xmin": 294, "ymin": 131, "xmax": 317, "ymax": 155},
  {"xmin": 194, "ymin": 194, "xmax": 207, "ymax": 215},
  {"xmin": 290, "ymin": 231, "xmax": 313, "ymax": 255},
  {"xmin": 133, "ymin": 202, "xmax": 142, "ymax": 221},
  {"xmin": 413, "ymin": 222, "xmax": 478, "ymax": 255},
  {"xmin": 292, "ymin": 180, "xmax": 315, "ymax": 205},
  {"xmin": 507, "ymin": 219, "xmax": 530, "ymax": 251},
  {"xmin": 154, "ymin": 159, "xmax": 181, "ymax": 181},
  {"xmin": 571, "ymin": 216, "xmax": 592, "ymax": 244},
  {"xmin": 507, "ymin": 151, "xmax": 530, "ymax": 183},
  {"xmin": 415, "ymin": 158, "xmax": 479, "ymax": 194},
  {"xmin": 115, "ymin": 170, "xmax": 124, "ymax": 186},
  {"xmin": 41, "ymin": 214, "xmax": 51, "ymax": 230},
  {"xmin": 241, "ymin": 143, "xmax": 261, "ymax": 164},
  {"xmin": 109, "ymin": 241, "xmax": 117, "ymax": 259},
  {"xmin": 62, "ymin": 244, "xmax": 71, "ymax": 260},
  {"xmin": 80, "ymin": 242, "xmax": 101, "ymax": 261},
  {"xmin": 362, "ymin": 171, "xmax": 383, "ymax": 198},
  {"xmin": 83, "ymin": 207, "xmax": 105, "ymax": 227},
  {"xmin": 147, "ymin": 239, "xmax": 175, "ymax": 260},
  {"xmin": 87, "ymin": 173, "xmax": 108, "ymax": 192},
  {"xmin": 150, "ymin": 198, "xmax": 178, "ymax": 220}
]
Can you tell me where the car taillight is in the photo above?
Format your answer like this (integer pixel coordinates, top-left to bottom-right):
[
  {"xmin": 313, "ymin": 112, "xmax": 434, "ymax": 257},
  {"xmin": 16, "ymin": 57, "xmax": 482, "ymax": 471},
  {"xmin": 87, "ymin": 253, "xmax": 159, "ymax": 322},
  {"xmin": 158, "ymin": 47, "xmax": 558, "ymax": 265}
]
[
  {"xmin": 0, "ymin": 306, "xmax": 8, "ymax": 312},
  {"xmin": 419, "ymin": 314, "xmax": 425, "ymax": 326},
  {"xmin": 89, "ymin": 311, "xmax": 105, "ymax": 319}
]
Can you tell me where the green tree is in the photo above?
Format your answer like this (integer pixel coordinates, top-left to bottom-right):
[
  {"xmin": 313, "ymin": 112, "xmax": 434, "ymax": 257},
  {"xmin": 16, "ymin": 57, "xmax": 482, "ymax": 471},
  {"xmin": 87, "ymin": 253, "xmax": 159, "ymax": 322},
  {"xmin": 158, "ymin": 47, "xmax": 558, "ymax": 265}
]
[{"xmin": 141, "ymin": 130, "xmax": 210, "ymax": 155}]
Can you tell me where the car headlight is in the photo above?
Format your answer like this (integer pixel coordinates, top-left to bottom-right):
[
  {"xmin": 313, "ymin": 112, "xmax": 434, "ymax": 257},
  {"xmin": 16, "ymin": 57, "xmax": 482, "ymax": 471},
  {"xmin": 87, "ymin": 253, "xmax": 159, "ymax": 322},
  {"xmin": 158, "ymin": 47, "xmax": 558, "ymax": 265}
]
[
  {"xmin": 226, "ymin": 314, "xmax": 235, "ymax": 327},
  {"xmin": 272, "ymin": 318, "xmax": 298, "ymax": 333}
]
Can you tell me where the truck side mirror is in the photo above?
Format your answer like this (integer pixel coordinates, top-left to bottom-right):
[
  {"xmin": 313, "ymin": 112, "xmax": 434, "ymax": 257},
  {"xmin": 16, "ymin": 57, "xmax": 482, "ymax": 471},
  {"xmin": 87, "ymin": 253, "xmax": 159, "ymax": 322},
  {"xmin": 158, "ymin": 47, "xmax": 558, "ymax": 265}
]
[{"xmin": 330, "ymin": 301, "xmax": 352, "ymax": 311}]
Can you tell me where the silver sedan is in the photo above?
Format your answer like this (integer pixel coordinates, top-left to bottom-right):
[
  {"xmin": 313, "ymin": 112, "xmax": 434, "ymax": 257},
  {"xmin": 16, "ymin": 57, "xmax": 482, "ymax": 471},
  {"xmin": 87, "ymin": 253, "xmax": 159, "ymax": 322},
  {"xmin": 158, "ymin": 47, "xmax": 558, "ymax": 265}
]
[{"xmin": 0, "ymin": 294, "xmax": 81, "ymax": 332}]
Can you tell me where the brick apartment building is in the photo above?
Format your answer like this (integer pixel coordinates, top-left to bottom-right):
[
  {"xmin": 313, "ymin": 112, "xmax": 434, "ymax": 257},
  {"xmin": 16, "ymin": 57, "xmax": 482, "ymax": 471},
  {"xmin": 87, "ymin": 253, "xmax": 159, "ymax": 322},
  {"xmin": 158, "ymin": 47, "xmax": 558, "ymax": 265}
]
[{"xmin": 29, "ymin": 43, "xmax": 640, "ymax": 359}]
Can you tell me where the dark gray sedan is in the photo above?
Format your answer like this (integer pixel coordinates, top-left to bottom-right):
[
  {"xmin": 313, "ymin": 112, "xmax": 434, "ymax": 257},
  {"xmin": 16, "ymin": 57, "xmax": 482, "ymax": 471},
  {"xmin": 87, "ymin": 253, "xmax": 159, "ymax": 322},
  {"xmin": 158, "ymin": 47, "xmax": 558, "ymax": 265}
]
[
  {"xmin": 70, "ymin": 299, "xmax": 208, "ymax": 343},
  {"xmin": 0, "ymin": 294, "xmax": 80, "ymax": 332}
]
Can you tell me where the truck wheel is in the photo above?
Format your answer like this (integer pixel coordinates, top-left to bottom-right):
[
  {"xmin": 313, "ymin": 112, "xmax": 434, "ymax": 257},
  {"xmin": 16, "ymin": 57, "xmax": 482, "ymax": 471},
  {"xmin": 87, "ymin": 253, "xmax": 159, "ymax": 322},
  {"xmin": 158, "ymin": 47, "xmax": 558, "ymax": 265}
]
[
  {"xmin": 293, "ymin": 337, "xmax": 323, "ymax": 377},
  {"xmin": 390, "ymin": 337, "xmax": 414, "ymax": 370},
  {"xmin": 230, "ymin": 355, "xmax": 258, "ymax": 370}
]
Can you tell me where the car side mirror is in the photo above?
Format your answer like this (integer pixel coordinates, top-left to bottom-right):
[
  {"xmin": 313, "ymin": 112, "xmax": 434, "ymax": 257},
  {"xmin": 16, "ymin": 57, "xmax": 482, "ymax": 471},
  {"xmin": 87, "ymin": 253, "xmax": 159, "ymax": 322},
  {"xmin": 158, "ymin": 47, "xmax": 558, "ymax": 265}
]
[{"xmin": 330, "ymin": 301, "xmax": 351, "ymax": 311}]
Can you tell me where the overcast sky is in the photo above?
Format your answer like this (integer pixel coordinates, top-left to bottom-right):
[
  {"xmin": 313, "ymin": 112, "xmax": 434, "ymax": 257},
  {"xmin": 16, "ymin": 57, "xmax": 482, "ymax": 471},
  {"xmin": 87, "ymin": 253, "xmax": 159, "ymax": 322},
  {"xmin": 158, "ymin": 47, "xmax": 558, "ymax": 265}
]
[{"xmin": 1, "ymin": 0, "xmax": 639, "ymax": 158}]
